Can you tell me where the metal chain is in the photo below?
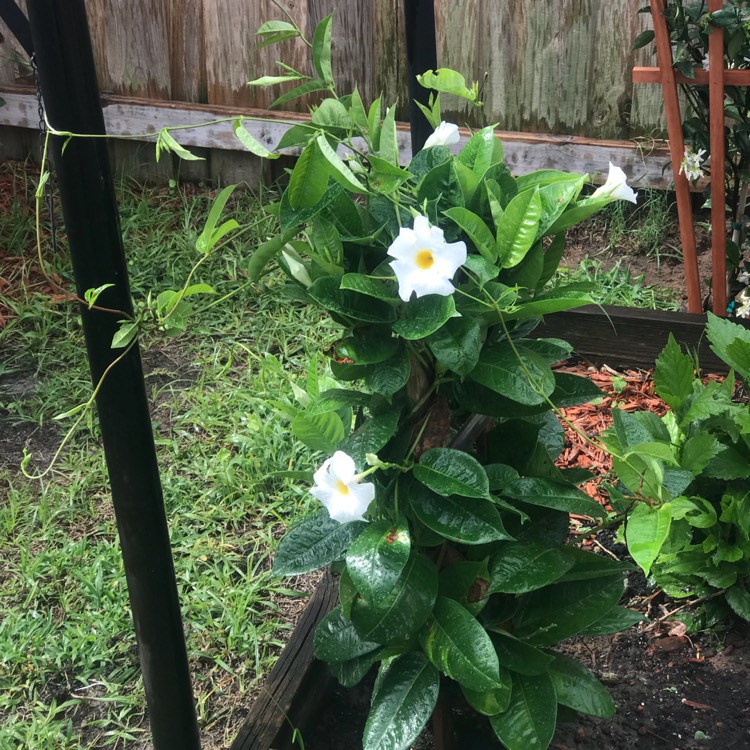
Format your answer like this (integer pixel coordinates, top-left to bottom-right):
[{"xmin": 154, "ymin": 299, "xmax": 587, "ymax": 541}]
[{"xmin": 30, "ymin": 53, "xmax": 59, "ymax": 255}]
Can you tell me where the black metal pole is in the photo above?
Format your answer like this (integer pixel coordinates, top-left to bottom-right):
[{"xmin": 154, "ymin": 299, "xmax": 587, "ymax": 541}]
[
  {"xmin": 24, "ymin": 2, "xmax": 201, "ymax": 748},
  {"xmin": 402, "ymin": 0, "xmax": 439, "ymax": 154}
]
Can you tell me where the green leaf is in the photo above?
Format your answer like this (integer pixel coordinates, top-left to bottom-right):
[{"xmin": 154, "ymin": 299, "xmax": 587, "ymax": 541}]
[
  {"xmin": 633, "ymin": 29, "xmax": 655, "ymax": 49},
  {"xmin": 315, "ymin": 135, "xmax": 367, "ymax": 194},
  {"xmin": 420, "ymin": 596, "xmax": 501, "ymax": 692},
  {"xmin": 579, "ymin": 606, "xmax": 646, "ymax": 636},
  {"xmin": 681, "ymin": 433, "xmax": 721, "ymax": 475},
  {"xmin": 458, "ymin": 125, "xmax": 503, "ymax": 177},
  {"xmin": 249, "ymin": 74, "xmax": 306, "ymax": 86},
  {"xmin": 365, "ymin": 347, "xmax": 411, "ymax": 397},
  {"xmin": 556, "ymin": 546, "xmax": 633, "ymax": 582},
  {"xmin": 347, "ymin": 521, "xmax": 411, "ymax": 604},
  {"xmin": 549, "ymin": 654, "xmax": 614, "ymax": 717},
  {"xmin": 417, "ymin": 69, "xmax": 480, "ymax": 103},
  {"xmin": 392, "ymin": 295, "xmax": 456, "ymax": 340},
  {"xmin": 502, "ymin": 477, "xmax": 606, "ymax": 517},
  {"xmin": 411, "ymin": 485, "xmax": 513, "ymax": 545},
  {"xmin": 339, "ymin": 411, "xmax": 401, "ymax": 468},
  {"xmin": 368, "ymin": 97, "xmax": 382, "ymax": 152},
  {"xmin": 444, "ymin": 207, "xmax": 496, "ymax": 261},
  {"xmin": 513, "ymin": 575, "xmax": 625, "ymax": 646},
  {"xmin": 309, "ymin": 276, "xmax": 396, "ymax": 322},
  {"xmin": 363, "ymin": 653, "xmax": 439, "ymax": 750},
  {"xmin": 273, "ymin": 510, "xmax": 366, "ymax": 576},
  {"xmin": 351, "ymin": 553, "xmax": 437, "ymax": 643},
  {"xmin": 156, "ymin": 129, "xmax": 204, "ymax": 162},
  {"xmin": 707, "ymin": 312, "xmax": 750, "ymax": 380},
  {"xmin": 256, "ymin": 19, "xmax": 299, "ymax": 48},
  {"xmin": 488, "ymin": 541, "xmax": 574, "ymax": 594},
  {"xmin": 311, "ymin": 13, "xmax": 334, "ymax": 83},
  {"xmin": 501, "ymin": 289, "xmax": 594, "ymax": 320},
  {"xmin": 417, "ymin": 160, "xmax": 463, "ymax": 208},
  {"xmin": 725, "ymin": 583, "xmax": 750, "ymax": 621},
  {"xmin": 233, "ymin": 119, "xmax": 279, "ymax": 159},
  {"xmin": 340, "ymin": 273, "xmax": 400, "ymax": 302},
  {"xmin": 488, "ymin": 629, "xmax": 554, "ymax": 676},
  {"xmin": 470, "ymin": 342, "xmax": 555, "ymax": 406},
  {"xmin": 334, "ymin": 328, "xmax": 399, "ymax": 365},
  {"xmin": 312, "ymin": 99, "xmax": 352, "ymax": 129},
  {"xmin": 367, "ymin": 154, "xmax": 412, "ymax": 194},
  {"xmin": 490, "ymin": 672, "xmax": 557, "ymax": 750},
  {"xmin": 287, "ymin": 140, "xmax": 329, "ymax": 209},
  {"xmin": 496, "ymin": 188, "xmax": 542, "ymax": 268},
  {"xmin": 271, "ymin": 79, "xmax": 329, "ymax": 109},
  {"xmin": 350, "ymin": 86, "xmax": 368, "ymax": 131},
  {"xmin": 439, "ymin": 560, "xmax": 492, "ymax": 615},
  {"xmin": 314, "ymin": 605, "xmax": 381, "ymax": 662},
  {"xmin": 654, "ymin": 334, "xmax": 695, "ymax": 408},
  {"xmin": 626, "ymin": 502, "xmax": 672, "ymax": 576},
  {"xmin": 291, "ymin": 411, "xmax": 344, "ymax": 452},
  {"xmin": 536, "ymin": 176, "xmax": 586, "ymax": 236},
  {"xmin": 196, "ymin": 184, "xmax": 239, "ymax": 253},
  {"xmin": 461, "ymin": 675, "xmax": 512, "ymax": 716},
  {"xmin": 111, "ymin": 320, "xmax": 138, "ymax": 349},
  {"xmin": 379, "ymin": 105, "xmax": 399, "ymax": 165},
  {"xmin": 426, "ymin": 317, "xmax": 483, "ymax": 376},
  {"xmin": 329, "ymin": 649, "xmax": 382, "ymax": 687},
  {"xmin": 413, "ymin": 448, "xmax": 490, "ymax": 498}
]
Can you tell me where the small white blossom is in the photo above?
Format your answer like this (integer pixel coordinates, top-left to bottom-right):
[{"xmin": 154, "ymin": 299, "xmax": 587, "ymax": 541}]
[
  {"xmin": 679, "ymin": 147, "xmax": 707, "ymax": 182},
  {"xmin": 423, "ymin": 121, "xmax": 460, "ymax": 149},
  {"xmin": 310, "ymin": 451, "xmax": 375, "ymax": 524},
  {"xmin": 736, "ymin": 298, "xmax": 750, "ymax": 319},
  {"xmin": 591, "ymin": 162, "xmax": 638, "ymax": 204},
  {"xmin": 702, "ymin": 54, "xmax": 710, "ymax": 71},
  {"xmin": 737, "ymin": 269, "xmax": 750, "ymax": 285},
  {"xmin": 387, "ymin": 215, "xmax": 467, "ymax": 301}
]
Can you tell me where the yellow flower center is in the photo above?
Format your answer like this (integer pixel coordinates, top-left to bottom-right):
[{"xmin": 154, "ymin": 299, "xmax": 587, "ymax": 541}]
[
  {"xmin": 336, "ymin": 480, "xmax": 351, "ymax": 496},
  {"xmin": 416, "ymin": 249, "xmax": 435, "ymax": 270}
]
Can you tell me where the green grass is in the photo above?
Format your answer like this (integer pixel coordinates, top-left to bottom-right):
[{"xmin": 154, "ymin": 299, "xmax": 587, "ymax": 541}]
[
  {"xmin": 0, "ymin": 171, "xmax": 336, "ymax": 749},
  {"xmin": 555, "ymin": 258, "xmax": 681, "ymax": 311}
]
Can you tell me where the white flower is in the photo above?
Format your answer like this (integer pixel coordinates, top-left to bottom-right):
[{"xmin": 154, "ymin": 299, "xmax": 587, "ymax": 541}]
[
  {"xmin": 736, "ymin": 299, "xmax": 750, "ymax": 319},
  {"xmin": 281, "ymin": 247, "xmax": 312, "ymax": 287},
  {"xmin": 591, "ymin": 162, "xmax": 638, "ymax": 204},
  {"xmin": 703, "ymin": 54, "xmax": 710, "ymax": 71},
  {"xmin": 737, "ymin": 269, "xmax": 750, "ymax": 285},
  {"xmin": 310, "ymin": 451, "xmax": 375, "ymax": 524},
  {"xmin": 387, "ymin": 215, "xmax": 467, "ymax": 301},
  {"xmin": 679, "ymin": 147, "xmax": 707, "ymax": 182},
  {"xmin": 423, "ymin": 121, "xmax": 460, "ymax": 149}
]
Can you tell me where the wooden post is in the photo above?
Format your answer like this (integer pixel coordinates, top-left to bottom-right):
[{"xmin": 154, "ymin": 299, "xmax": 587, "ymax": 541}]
[
  {"xmin": 709, "ymin": 0, "xmax": 728, "ymax": 314},
  {"xmin": 649, "ymin": 0, "xmax": 703, "ymax": 313}
]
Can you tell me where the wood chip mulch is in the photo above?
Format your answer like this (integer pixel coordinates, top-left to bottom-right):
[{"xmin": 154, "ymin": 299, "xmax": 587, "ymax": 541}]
[{"xmin": 554, "ymin": 362, "xmax": 724, "ymax": 511}]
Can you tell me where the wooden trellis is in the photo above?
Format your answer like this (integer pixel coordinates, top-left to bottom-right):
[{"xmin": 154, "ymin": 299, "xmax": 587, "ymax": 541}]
[{"xmin": 633, "ymin": 0, "xmax": 750, "ymax": 315}]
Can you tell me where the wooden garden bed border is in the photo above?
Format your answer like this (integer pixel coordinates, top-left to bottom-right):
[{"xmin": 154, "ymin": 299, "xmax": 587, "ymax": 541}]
[{"xmin": 0, "ymin": 85, "xmax": 674, "ymax": 187}]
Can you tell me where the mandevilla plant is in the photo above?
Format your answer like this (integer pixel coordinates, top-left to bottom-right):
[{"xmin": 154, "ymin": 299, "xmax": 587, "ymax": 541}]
[
  {"xmin": 601, "ymin": 314, "xmax": 750, "ymax": 627},
  {"xmin": 249, "ymin": 11, "xmax": 642, "ymax": 750}
]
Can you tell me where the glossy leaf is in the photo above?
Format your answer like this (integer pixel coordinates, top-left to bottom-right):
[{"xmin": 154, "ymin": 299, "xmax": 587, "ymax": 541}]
[
  {"xmin": 329, "ymin": 649, "xmax": 381, "ymax": 687},
  {"xmin": 339, "ymin": 411, "xmax": 400, "ymax": 468},
  {"xmin": 490, "ymin": 673, "xmax": 557, "ymax": 750},
  {"xmin": 392, "ymin": 295, "xmax": 456, "ymax": 340},
  {"xmin": 364, "ymin": 347, "xmax": 411, "ymax": 397},
  {"xmin": 426, "ymin": 317, "xmax": 483, "ymax": 376},
  {"xmin": 311, "ymin": 13, "xmax": 333, "ymax": 83},
  {"xmin": 513, "ymin": 575, "xmax": 625, "ymax": 646},
  {"xmin": 488, "ymin": 541, "xmax": 574, "ymax": 594},
  {"xmin": 626, "ymin": 502, "xmax": 672, "ymax": 576},
  {"xmin": 314, "ymin": 605, "xmax": 381, "ymax": 663},
  {"xmin": 233, "ymin": 120, "xmax": 279, "ymax": 158},
  {"xmin": 549, "ymin": 653, "xmax": 615, "ymax": 717},
  {"xmin": 363, "ymin": 653, "xmax": 439, "ymax": 750},
  {"xmin": 458, "ymin": 125, "xmax": 503, "ymax": 177},
  {"xmin": 413, "ymin": 448, "xmax": 490, "ymax": 498},
  {"xmin": 291, "ymin": 410, "xmax": 345, "ymax": 452},
  {"xmin": 444, "ymin": 206, "xmax": 496, "ymax": 261},
  {"xmin": 579, "ymin": 606, "xmax": 646, "ymax": 636},
  {"xmin": 470, "ymin": 343, "xmax": 555, "ymax": 406},
  {"xmin": 308, "ymin": 277, "xmax": 396, "ymax": 323},
  {"xmin": 315, "ymin": 135, "xmax": 367, "ymax": 194},
  {"xmin": 347, "ymin": 520, "xmax": 411, "ymax": 604},
  {"xmin": 379, "ymin": 105, "xmax": 399, "ymax": 165},
  {"xmin": 287, "ymin": 140, "xmax": 329, "ymax": 209},
  {"xmin": 411, "ymin": 485, "xmax": 513, "ymax": 545},
  {"xmin": 340, "ymin": 273, "xmax": 400, "ymax": 302},
  {"xmin": 488, "ymin": 629, "xmax": 554, "ymax": 676},
  {"xmin": 334, "ymin": 328, "xmax": 399, "ymax": 364},
  {"xmin": 273, "ymin": 510, "xmax": 366, "ymax": 576},
  {"xmin": 502, "ymin": 477, "xmax": 606, "ymax": 518},
  {"xmin": 420, "ymin": 596, "xmax": 502, "ymax": 692},
  {"xmin": 461, "ymin": 672, "xmax": 513, "ymax": 716},
  {"xmin": 351, "ymin": 553, "xmax": 437, "ymax": 643},
  {"xmin": 495, "ymin": 188, "xmax": 542, "ymax": 268}
]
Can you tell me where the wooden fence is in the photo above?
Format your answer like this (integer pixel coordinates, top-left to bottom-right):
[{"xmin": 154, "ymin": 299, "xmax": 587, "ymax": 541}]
[{"xmin": 0, "ymin": 0, "xmax": 672, "ymax": 183}]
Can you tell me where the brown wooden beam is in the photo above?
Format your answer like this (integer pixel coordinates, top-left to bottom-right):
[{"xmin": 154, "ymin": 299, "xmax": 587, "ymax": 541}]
[{"xmin": 633, "ymin": 66, "xmax": 750, "ymax": 86}]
